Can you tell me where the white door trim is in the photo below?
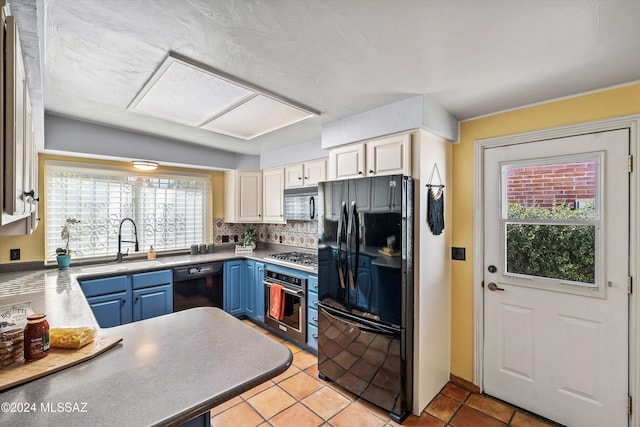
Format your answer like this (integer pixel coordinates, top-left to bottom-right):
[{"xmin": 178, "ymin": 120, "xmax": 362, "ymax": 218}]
[{"xmin": 473, "ymin": 115, "xmax": 640, "ymax": 424}]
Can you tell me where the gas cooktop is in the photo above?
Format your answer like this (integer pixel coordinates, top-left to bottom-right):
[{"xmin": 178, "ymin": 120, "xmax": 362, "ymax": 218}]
[{"xmin": 264, "ymin": 251, "xmax": 318, "ymax": 270}]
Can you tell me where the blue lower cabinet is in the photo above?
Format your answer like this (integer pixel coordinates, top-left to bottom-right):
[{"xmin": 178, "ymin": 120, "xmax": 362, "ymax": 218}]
[
  {"xmin": 244, "ymin": 261, "xmax": 257, "ymax": 318},
  {"xmin": 80, "ymin": 270, "xmax": 173, "ymax": 327},
  {"xmin": 307, "ymin": 323, "xmax": 319, "ymax": 351},
  {"xmin": 307, "ymin": 274, "xmax": 319, "ymax": 350},
  {"xmin": 254, "ymin": 262, "xmax": 265, "ymax": 322},
  {"xmin": 133, "ymin": 284, "xmax": 173, "ymax": 322},
  {"xmin": 224, "ymin": 260, "xmax": 245, "ymax": 316},
  {"xmin": 86, "ymin": 291, "xmax": 132, "ymax": 328}
]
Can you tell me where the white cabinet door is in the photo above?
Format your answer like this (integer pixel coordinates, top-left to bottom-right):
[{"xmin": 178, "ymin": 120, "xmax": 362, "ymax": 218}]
[
  {"xmin": 23, "ymin": 88, "xmax": 37, "ymax": 215},
  {"xmin": 224, "ymin": 170, "xmax": 262, "ymax": 223},
  {"xmin": 263, "ymin": 167, "xmax": 285, "ymax": 223},
  {"xmin": 328, "ymin": 143, "xmax": 365, "ymax": 180},
  {"xmin": 284, "ymin": 164, "xmax": 304, "ymax": 188},
  {"xmin": 303, "ymin": 159, "xmax": 326, "ymax": 186},
  {"xmin": 238, "ymin": 171, "xmax": 262, "ymax": 222},
  {"xmin": 366, "ymin": 134, "xmax": 411, "ymax": 176},
  {"xmin": 4, "ymin": 15, "xmax": 26, "ymax": 216}
]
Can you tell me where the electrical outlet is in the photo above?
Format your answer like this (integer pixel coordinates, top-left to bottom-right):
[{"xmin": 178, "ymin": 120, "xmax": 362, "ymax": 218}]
[
  {"xmin": 221, "ymin": 235, "xmax": 229, "ymax": 243},
  {"xmin": 234, "ymin": 235, "xmax": 239, "ymax": 242},
  {"xmin": 10, "ymin": 248, "xmax": 20, "ymax": 261},
  {"xmin": 452, "ymin": 247, "xmax": 466, "ymax": 261}
]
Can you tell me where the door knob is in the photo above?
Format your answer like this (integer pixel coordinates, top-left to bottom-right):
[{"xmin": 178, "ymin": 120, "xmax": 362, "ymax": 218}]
[{"xmin": 487, "ymin": 282, "xmax": 505, "ymax": 291}]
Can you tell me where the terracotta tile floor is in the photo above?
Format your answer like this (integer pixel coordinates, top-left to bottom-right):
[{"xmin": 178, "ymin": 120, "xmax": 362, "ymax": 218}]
[{"xmin": 210, "ymin": 320, "xmax": 560, "ymax": 427}]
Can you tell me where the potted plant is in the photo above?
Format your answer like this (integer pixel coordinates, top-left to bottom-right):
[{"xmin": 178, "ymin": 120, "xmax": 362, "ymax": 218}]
[
  {"xmin": 243, "ymin": 228, "xmax": 257, "ymax": 250},
  {"xmin": 56, "ymin": 218, "xmax": 80, "ymax": 270}
]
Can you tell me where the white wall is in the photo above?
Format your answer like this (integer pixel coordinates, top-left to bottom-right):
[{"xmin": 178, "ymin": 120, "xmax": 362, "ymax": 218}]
[
  {"xmin": 413, "ymin": 129, "xmax": 452, "ymax": 414},
  {"xmin": 260, "ymin": 139, "xmax": 329, "ymax": 169},
  {"xmin": 321, "ymin": 94, "xmax": 459, "ymax": 149},
  {"xmin": 44, "ymin": 114, "xmax": 260, "ymax": 170}
]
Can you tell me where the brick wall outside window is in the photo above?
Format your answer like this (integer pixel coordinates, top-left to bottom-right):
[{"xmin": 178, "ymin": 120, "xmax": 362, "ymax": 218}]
[{"xmin": 506, "ymin": 161, "xmax": 596, "ymax": 209}]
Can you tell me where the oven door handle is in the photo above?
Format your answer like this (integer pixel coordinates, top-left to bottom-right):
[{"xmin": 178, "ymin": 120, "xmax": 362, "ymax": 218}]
[{"xmin": 263, "ymin": 281, "xmax": 305, "ymax": 297}]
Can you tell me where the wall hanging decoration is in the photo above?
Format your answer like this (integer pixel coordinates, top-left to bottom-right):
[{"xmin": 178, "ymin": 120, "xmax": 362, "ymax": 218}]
[{"xmin": 426, "ymin": 164, "xmax": 445, "ymax": 235}]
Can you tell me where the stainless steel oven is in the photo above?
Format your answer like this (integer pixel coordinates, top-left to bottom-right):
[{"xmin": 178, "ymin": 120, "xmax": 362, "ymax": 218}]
[{"xmin": 264, "ymin": 269, "xmax": 306, "ymax": 343}]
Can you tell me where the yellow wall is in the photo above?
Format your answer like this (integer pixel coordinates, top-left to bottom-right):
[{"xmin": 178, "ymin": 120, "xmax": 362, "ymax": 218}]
[
  {"xmin": 451, "ymin": 82, "xmax": 640, "ymax": 381},
  {"xmin": 0, "ymin": 154, "xmax": 225, "ymax": 265}
]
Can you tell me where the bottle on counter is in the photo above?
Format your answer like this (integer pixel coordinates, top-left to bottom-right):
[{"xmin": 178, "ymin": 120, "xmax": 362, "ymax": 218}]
[
  {"xmin": 148, "ymin": 245, "xmax": 156, "ymax": 260},
  {"xmin": 24, "ymin": 313, "xmax": 50, "ymax": 361}
]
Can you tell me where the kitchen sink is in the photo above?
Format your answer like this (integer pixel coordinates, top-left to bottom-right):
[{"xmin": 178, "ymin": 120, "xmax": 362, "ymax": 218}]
[
  {"xmin": 81, "ymin": 264, "xmax": 128, "ymax": 274},
  {"xmin": 80, "ymin": 260, "xmax": 164, "ymax": 275}
]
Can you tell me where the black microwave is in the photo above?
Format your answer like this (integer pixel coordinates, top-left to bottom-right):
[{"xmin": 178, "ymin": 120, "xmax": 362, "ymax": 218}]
[{"xmin": 283, "ymin": 187, "xmax": 318, "ymax": 221}]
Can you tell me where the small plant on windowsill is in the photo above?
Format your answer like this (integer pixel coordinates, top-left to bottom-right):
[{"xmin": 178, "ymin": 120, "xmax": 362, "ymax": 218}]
[
  {"xmin": 56, "ymin": 218, "xmax": 81, "ymax": 270},
  {"xmin": 243, "ymin": 228, "xmax": 257, "ymax": 250}
]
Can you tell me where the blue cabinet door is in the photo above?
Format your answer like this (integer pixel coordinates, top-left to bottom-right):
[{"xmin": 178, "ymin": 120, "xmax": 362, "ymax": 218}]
[
  {"xmin": 254, "ymin": 262, "xmax": 265, "ymax": 322},
  {"xmin": 133, "ymin": 284, "xmax": 173, "ymax": 322},
  {"xmin": 307, "ymin": 274, "xmax": 319, "ymax": 350},
  {"xmin": 224, "ymin": 261, "xmax": 244, "ymax": 316},
  {"xmin": 86, "ymin": 291, "xmax": 132, "ymax": 328},
  {"xmin": 244, "ymin": 260, "xmax": 256, "ymax": 318}
]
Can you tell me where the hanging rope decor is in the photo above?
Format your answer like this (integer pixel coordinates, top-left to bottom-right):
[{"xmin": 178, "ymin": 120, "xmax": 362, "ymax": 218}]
[{"xmin": 426, "ymin": 164, "xmax": 445, "ymax": 235}]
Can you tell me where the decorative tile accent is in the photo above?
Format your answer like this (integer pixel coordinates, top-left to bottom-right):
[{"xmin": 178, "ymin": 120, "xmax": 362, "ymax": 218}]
[{"xmin": 212, "ymin": 218, "xmax": 317, "ymax": 249}]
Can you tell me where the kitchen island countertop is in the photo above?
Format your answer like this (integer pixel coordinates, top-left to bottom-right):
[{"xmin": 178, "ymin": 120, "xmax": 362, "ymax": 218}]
[{"xmin": 0, "ymin": 307, "xmax": 292, "ymax": 426}]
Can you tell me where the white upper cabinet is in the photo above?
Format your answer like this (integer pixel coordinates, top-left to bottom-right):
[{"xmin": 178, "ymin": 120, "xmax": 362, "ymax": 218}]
[
  {"xmin": 328, "ymin": 143, "xmax": 366, "ymax": 180},
  {"xmin": 284, "ymin": 163, "xmax": 304, "ymax": 188},
  {"xmin": 303, "ymin": 159, "xmax": 327, "ymax": 186},
  {"xmin": 285, "ymin": 159, "xmax": 327, "ymax": 188},
  {"xmin": 224, "ymin": 170, "xmax": 263, "ymax": 223},
  {"xmin": 328, "ymin": 133, "xmax": 412, "ymax": 180},
  {"xmin": 1, "ymin": 12, "xmax": 39, "ymax": 232},
  {"xmin": 262, "ymin": 167, "xmax": 285, "ymax": 224},
  {"xmin": 366, "ymin": 134, "xmax": 411, "ymax": 176}
]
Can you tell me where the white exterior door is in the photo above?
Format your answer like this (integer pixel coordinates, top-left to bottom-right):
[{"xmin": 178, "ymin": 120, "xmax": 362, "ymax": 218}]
[{"xmin": 483, "ymin": 129, "xmax": 629, "ymax": 426}]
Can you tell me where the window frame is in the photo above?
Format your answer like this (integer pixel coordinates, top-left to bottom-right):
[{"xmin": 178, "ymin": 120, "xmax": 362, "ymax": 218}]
[
  {"xmin": 499, "ymin": 152, "xmax": 605, "ymax": 298},
  {"xmin": 45, "ymin": 160, "xmax": 211, "ymax": 263}
]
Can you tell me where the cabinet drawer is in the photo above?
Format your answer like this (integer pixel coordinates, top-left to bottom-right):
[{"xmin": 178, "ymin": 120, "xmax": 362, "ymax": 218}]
[
  {"xmin": 132, "ymin": 269, "xmax": 172, "ymax": 290},
  {"xmin": 307, "ymin": 290, "xmax": 318, "ymax": 310},
  {"xmin": 307, "ymin": 275, "xmax": 318, "ymax": 294},
  {"xmin": 80, "ymin": 275, "xmax": 129, "ymax": 297},
  {"xmin": 307, "ymin": 323, "xmax": 318, "ymax": 350},
  {"xmin": 308, "ymin": 306, "xmax": 318, "ymax": 327}
]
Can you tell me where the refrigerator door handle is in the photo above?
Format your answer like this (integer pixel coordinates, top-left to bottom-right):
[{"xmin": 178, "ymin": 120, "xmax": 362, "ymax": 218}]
[
  {"xmin": 336, "ymin": 202, "xmax": 348, "ymax": 290},
  {"xmin": 319, "ymin": 303, "xmax": 397, "ymax": 336},
  {"xmin": 346, "ymin": 201, "xmax": 359, "ymax": 290}
]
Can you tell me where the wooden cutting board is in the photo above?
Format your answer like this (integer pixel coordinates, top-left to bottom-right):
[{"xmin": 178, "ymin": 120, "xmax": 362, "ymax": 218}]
[{"xmin": 0, "ymin": 336, "xmax": 122, "ymax": 392}]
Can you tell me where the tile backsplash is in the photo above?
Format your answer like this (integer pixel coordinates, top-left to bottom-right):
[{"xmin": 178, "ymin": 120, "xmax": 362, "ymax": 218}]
[{"xmin": 213, "ymin": 218, "xmax": 318, "ymax": 250}]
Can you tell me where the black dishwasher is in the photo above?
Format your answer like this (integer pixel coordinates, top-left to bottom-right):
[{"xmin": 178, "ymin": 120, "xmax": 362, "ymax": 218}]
[{"xmin": 172, "ymin": 262, "xmax": 224, "ymax": 312}]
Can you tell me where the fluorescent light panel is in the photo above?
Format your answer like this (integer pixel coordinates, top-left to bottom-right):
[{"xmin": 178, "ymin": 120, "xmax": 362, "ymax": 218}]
[
  {"xmin": 128, "ymin": 54, "xmax": 317, "ymax": 140},
  {"xmin": 201, "ymin": 95, "xmax": 313, "ymax": 139}
]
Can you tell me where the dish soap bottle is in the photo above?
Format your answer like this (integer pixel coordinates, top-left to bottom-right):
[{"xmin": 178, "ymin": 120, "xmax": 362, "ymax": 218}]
[{"xmin": 148, "ymin": 245, "xmax": 156, "ymax": 260}]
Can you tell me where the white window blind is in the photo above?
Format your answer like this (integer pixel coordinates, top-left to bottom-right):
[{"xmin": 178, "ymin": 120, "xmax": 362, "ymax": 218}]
[{"xmin": 45, "ymin": 161, "xmax": 210, "ymax": 262}]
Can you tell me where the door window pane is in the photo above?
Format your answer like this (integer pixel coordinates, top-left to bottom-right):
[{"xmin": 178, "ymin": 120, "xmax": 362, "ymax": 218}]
[
  {"xmin": 503, "ymin": 158, "xmax": 598, "ymax": 287},
  {"xmin": 506, "ymin": 224, "xmax": 595, "ymax": 284}
]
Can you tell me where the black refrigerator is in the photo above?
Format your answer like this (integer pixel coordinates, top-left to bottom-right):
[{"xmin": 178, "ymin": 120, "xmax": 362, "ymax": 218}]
[{"xmin": 317, "ymin": 174, "xmax": 413, "ymax": 423}]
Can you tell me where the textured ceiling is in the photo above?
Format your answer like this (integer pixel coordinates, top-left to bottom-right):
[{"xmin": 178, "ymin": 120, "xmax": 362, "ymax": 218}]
[{"xmin": 42, "ymin": 0, "xmax": 640, "ymax": 155}]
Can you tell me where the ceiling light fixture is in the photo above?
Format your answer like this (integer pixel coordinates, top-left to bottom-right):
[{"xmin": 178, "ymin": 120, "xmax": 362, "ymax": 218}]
[
  {"xmin": 128, "ymin": 53, "xmax": 319, "ymax": 140},
  {"xmin": 132, "ymin": 160, "xmax": 159, "ymax": 171}
]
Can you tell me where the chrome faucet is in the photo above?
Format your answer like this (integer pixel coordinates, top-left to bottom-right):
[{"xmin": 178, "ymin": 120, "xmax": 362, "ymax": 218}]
[{"xmin": 116, "ymin": 218, "xmax": 139, "ymax": 262}]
